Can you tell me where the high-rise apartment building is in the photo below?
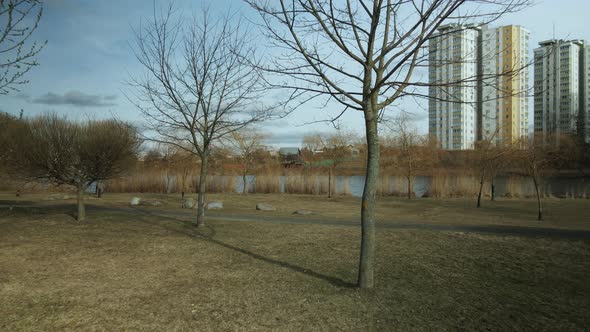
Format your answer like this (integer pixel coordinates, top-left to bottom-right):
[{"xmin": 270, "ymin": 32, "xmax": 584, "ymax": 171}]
[
  {"xmin": 428, "ymin": 24, "xmax": 481, "ymax": 150},
  {"xmin": 481, "ymin": 25, "xmax": 530, "ymax": 146},
  {"xmin": 533, "ymin": 39, "xmax": 590, "ymax": 144},
  {"xmin": 428, "ymin": 24, "xmax": 530, "ymax": 150}
]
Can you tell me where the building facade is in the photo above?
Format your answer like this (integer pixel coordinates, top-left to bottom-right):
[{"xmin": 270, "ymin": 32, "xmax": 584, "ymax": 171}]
[
  {"xmin": 533, "ymin": 39, "xmax": 590, "ymax": 144},
  {"xmin": 428, "ymin": 24, "xmax": 481, "ymax": 150},
  {"xmin": 428, "ymin": 24, "xmax": 530, "ymax": 150},
  {"xmin": 481, "ymin": 25, "xmax": 530, "ymax": 146}
]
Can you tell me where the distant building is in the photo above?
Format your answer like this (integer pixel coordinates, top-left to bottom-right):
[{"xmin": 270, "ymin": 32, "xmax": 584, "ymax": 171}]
[
  {"xmin": 428, "ymin": 24, "xmax": 530, "ymax": 150},
  {"xmin": 481, "ymin": 25, "xmax": 530, "ymax": 146},
  {"xmin": 428, "ymin": 23, "xmax": 481, "ymax": 150},
  {"xmin": 533, "ymin": 39, "xmax": 590, "ymax": 144},
  {"xmin": 278, "ymin": 147, "xmax": 303, "ymax": 167}
]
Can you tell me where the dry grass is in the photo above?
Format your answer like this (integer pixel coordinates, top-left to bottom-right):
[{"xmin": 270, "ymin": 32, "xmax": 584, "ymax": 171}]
[
  {"xmin": 254, "ymin": 175, "xmax": 281, "ymax": 193},
  {"xmin": 8, "ymin": 169, "xmax": 584, "ymax": 200},
  {"xmin": 0, "ymin": 208, "xmax": 589, "ymax": 330},
  {"xmin": 427, "ymin": 174, "xmax": 479, "ymax": 198},
  {"xmin": 3, "ymin": 191, "xmax": 590, "ymax": 231}
]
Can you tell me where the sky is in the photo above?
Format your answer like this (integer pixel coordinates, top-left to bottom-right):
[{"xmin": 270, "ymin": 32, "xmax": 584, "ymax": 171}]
[{"xmin": 2, "ymin": 0, "xmax": 590, "ymax": 148}]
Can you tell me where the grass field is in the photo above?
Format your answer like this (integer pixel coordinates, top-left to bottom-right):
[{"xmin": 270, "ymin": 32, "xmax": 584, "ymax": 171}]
[
  {"xmin": 0, "ymin": 198, "xmax": 590, "ymax": 330},
  {"xmin": 1, "ymin": 193, "xmax": 590, "ymax": 330},
  {"xmin": 3, "ymin": 191, "xmax": 590, "ymax": 230}
]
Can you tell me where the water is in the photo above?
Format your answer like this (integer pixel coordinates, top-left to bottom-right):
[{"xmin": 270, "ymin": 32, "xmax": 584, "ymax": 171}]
[
  {"xmin": 234, "ymin": 175, "xmax": 256, "ymax": 193},
  {"xmin": 212, "ymin": 174, "xmax": 590, "ymax": 198}
]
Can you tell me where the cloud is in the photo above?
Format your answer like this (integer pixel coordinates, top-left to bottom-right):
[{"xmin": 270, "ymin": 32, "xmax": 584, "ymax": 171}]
[
  {"xmin": 263, "ymin": 119, "xmax": 293, "ymax": 128},
  {"xmin": 264, "ymin": 130, "xmax": 333, "ymax": 146},
  {"xmin": 32, "ymin": 90, "xmax": 118, "ymax": 107},
  {"xmin": 14, "ymin": 92, "xmax": 32, "ymax": 102}
]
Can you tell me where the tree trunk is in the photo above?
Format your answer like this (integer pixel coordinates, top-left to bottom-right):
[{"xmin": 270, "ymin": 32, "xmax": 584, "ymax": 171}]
[
  {"xmin": 490, "ymin": 178, "xmax": 495, "ymax": 201},
  {"xmin": 328, "ymin": 167, "xmax": 332, "ymax": 198},
  {"xmin": 407, "ymin": 176, "xmax": 412, "ymax": 200},
  {"xmin": 358, "ymin": 112, "xmax": 379, "ymax": 289},
  {"xmin": 195, "ymin": 153, "xmax": 209, "ymax": 227},
  {"xmin": 77, "ymin": 184, "xmax": 86, "ymax": 222},
  {"xmin": 477, "ymin": 174, "xmax": 484, "ymax": 208},
  {"xmin": 242, "ymin": 172, "xmax": 247, "ymax": 195},
  {"xmin": 532, "ymin": 175, "xmax": 543, "ymax": 221}
]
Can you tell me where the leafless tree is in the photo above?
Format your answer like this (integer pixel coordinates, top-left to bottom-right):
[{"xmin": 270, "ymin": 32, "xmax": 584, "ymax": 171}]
[
  {"xmin": 516, "ymin": 134, "xmax": 561, "ymax": 221},
  {"xmin": 0, "ymin": 0, "xmax": 46, "ymax": 94},
  {"xmin": 383, "ymin": 115, "xmax": 438, "ymax": 199},
  {"xmin": 0, "ymin": 111, "xmax": 18, "ymax": 163},
  {"xmin": 3, "ymin": 114, "xmax": 140, "ymax": 221},
  {"xmin": 472, "ymin": 130, "xmax": 513, "ymax": 207},
  {"xmin": 246, "ymin": 0, "xmax": 533, "ymax": 288},
  {"xmin": 228, "ymin": 129, "xmax": 266, "ymax": 194},
  {"xmin": 301, "ymin": 131, "xmax": 356, "ymax": 197},
  {"xmin": 302, "ymin": 133, "xmax": 324, "ymax": 157},
  {"xmin": 129, "ymin": 4, "xmax": 272, "ymax": 227}
]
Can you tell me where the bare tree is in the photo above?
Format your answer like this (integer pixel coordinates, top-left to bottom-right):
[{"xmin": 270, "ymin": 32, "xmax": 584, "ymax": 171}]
[
  {"xmin": 0, "ymin": 0, "xmax": 46, "ymax": 94},
  {"xmin": 383, "ymin": 115, "xmax": 438, "ymax": 199},
  {"xmin": 247, "ymin": 0, "xmax": 532, "ymax": 288},
  {"xmin": 174, "ymin": 151, "xmax": 198, "ymax": 199},
  {"xmin": 229, "ymin": 129, "xmax": 266, "ymax": 194},
  {"xmin": 129, "ymin": 4, "xmax": 272, "ymax": 227},
  {"xmin": 472, "ymin": 130, "xmax": 513, "ymax": 207},
  {"xmin": 301, "ymin": 131, "xmax": 356, "ymax": 197},
  {"xmin": 516, "ymin": 134, "xmax": 557, "ymax": 221},
  {"xmin": 3, "ymin": 115, "xmax": 140, "ymax": 221},
  {"xmin": 302, "ymin": 133, "xmax": 324, "ymax": 162},
  {"xmin": 0, "ymin": 111, "xmax": 18, "ymax": 163},
  {"xmin": 326, "ymin": 130, "xmax": 357, "ymax": 198}
]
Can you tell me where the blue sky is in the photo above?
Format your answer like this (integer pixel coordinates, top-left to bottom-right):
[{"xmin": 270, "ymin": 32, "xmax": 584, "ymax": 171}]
[{"xmin": 2, "ymin": 0, "xmax": 589, "ymax": 147}]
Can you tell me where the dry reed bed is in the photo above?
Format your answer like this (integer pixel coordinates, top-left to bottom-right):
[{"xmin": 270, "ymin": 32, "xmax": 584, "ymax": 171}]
[{"xmin": 2, "ymin": 168, "xmax": 589, "ymax": 199}]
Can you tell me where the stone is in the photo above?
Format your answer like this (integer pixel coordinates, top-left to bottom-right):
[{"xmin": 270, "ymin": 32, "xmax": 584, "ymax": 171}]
[
  {"xmin": 207, "ymin": 201, "xmax": 223, "ymax": 210},
  {"xmin": 293, "ymin": 209, "xmax": 312, "ymax": 215},
  {"xmin": 256, "ymin": 203, "xmax": 276, "ymax": 211},
  {"xmin": 182, "ymin": 198, "xmax": 196, "ymax": 209},
  {"xmin": 130, "ymin": 197, "xmax": 141, "ymax": 206}
]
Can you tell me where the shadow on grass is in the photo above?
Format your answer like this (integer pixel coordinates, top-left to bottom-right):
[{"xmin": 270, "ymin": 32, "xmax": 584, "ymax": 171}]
[{"xmin": 134, "ymin": 210, "xmax": 356, "ymax": 289}]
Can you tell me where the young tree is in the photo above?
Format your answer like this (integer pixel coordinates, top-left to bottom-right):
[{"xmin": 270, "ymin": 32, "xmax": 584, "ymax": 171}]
[
  {"xmin": 517, "ymin": 134, "xmax": 556, "ymax": 221},
  {"xmin": 384, "ymin": 115, "xmax": 438, "ymax": 199},
  {"xmin": 302, "ymin": 133, "xmax": 324, "ymax": 162},
  {"xmin": 229, "ymin": 129, "xmax": 266, "ymax": 194},
  {"xmin": 472, "ymin": 131, "xmax": 513, "ymax": 207},
  {"xmin": 0, "ymin": 112, "xmax": 19, "ymax": 162},
  {"xmin": 0, "ymin": 0, "xmax": 46, "ymax": 94},
  {"xmin": 129, "ymin": 4, "xmax": 272, "ymax": 227},
  {"xmin": 324, "ymin": 130, "xmax": 357, "ymax": 198},
  {"xmin": 4, "ymin": 114, "xmax": 140, "ymax": 221},
  {"xmin": 173, "ymin": 151, "xmax": 198, "ymax": 199},
  {"xmin": 303, "ymin": 130, "xmax": 356, "ymax": 198},
  {"xmin": 247, "ymin": 0, "xmax": 532, "ymax": 288}
]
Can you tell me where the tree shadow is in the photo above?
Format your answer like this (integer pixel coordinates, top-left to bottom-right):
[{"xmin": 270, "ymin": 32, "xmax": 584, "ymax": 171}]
[{"xmin": 135, "ymin": 211, "xmax": 356, "ymax": 288}]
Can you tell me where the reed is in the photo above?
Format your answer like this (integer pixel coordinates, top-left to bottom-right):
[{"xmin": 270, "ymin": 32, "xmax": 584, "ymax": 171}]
[
  {"xmin": 253, "ymin": 175, "xmax": 281, "ymax": 194},
  {"xmin": 283, "ymin": 174, "xmax": 328, "ymax": 195},
  {"xmin": 337, "ymin": 176, "xmax": 351, "ymax": 196},
  {"xmin": 8, "ymin": 165, "xmax": 585, "ymax": 200}
]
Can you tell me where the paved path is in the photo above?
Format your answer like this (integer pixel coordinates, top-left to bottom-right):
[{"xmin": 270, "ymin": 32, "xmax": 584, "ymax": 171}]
[
  {"xmin": 2, "ymin": 202, "xmax": 590, "ymax": 240},
  {"xmin": 141, "ymin": 208, "xmax": 590, "ymax": 240}
]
